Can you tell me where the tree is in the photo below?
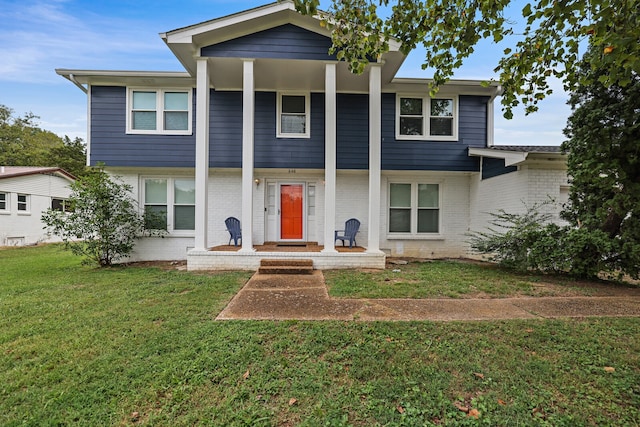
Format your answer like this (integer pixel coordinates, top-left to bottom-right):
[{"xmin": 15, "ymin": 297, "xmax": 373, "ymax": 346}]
[
  {"xmin": 41, "ymin": 169, "xmax": 163, "ymax": 267},
  {"xmin": 0, "ymin": 104, "xmax": 87, "ymax": 177},
  {"xmin": 294, "ymin": 0, "xmax": 639, "ymax": 118},
  {"xmin": 560, "ymin": 46, "xmax": 640, "ymax": 279}
]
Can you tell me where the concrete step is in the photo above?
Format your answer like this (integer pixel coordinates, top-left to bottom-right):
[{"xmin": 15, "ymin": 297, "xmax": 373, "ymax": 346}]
[
  {"xmin": 260, "ymin": 259, "xmax": 313, "ymax": 267},
  {"xmin": 258, "ymin": 259, "xmax": 314, "ymax": 274}
]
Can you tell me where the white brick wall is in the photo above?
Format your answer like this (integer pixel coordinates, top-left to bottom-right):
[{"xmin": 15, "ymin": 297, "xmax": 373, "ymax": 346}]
[
  {"xmin": 187, "ymin": 249, "xmax": 386, "ymax": 270},
  {"xmin": 335, "ymin": 172, "xmax": 369, "ymax": 247},
  {"xmin": 111, "ymin": 162, "xmax": 568, "ymax": 263},
  {"xmin": 469, "ymin": 163, "xmax": 569, "ymax": 235},
  {"xmin": 378, "ymin": 172, "xmax": 473, "ymax": 258}
]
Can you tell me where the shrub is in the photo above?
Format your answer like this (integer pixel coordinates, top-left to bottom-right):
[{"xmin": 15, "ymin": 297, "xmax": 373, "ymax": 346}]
[{"xmin": 42, "ymin": 168, "xmax": 163, "ymax": 266}]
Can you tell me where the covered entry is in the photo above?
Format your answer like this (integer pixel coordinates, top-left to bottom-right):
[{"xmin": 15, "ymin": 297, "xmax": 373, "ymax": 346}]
[{"xmin": 265, "ymin": 181, "xmax": 316, "ymax": 242}]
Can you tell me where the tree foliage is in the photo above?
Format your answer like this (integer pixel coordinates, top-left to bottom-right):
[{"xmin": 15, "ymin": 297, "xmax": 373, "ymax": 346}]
[
  {"xmin": 41, "ymin": 169, "xmax": 163, "ymax": 267},
  {"xmin": 468, "ymin": 201, "xmax": 569, "ymax": 274},
  {"xmin": 470, "ymin": 47, "xmax": 639, "ymax": 280},
  {"xmin": 0, "ymin": 104, "xmax": 87, "ymax": 177},
  {"xmin": 468, "ymin": 202, "xmax": 618, "ymax": 278},
  {"xmin": 561, "ymin": 46, "xmax": 640, "ymax": 278},
  {"xmin": 294, "ymin": 0, "xmax": 639, "ymax": 118}
]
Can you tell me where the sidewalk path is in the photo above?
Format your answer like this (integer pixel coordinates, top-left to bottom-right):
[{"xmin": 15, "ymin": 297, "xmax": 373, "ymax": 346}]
[{"xmin": 216, "ymin": 271, "xmax": 640, "ymax": 321}]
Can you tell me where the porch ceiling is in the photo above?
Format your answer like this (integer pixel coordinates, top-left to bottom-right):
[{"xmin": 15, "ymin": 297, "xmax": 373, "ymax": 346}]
[{"xmin": 205, "ymin": 56, "xmax": 403, "ymax": 92}]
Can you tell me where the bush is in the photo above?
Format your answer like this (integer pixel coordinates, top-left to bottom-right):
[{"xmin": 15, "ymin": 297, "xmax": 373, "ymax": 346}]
[
  {"xmin": 41, "ymin": 168, "xmax": 163, "ymax": 266},
  {"xmin": 468, "ymin": 202, "xmax": 622, "ymax": 278}
]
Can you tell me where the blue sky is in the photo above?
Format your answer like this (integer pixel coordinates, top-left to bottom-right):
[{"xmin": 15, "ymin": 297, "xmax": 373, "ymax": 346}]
[{"xmin": 0, "ymin": 0, "xmax": 571, "ymax": 146}]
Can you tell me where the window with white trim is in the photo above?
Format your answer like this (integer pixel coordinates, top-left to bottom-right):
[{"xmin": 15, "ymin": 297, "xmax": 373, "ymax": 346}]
[
  {"xmin": 127, "ymin": 89, "xmax": 192, "ymax": 134},
  {"xmin": 51, "ymin": 198, "xmax": 71, "ymax": 212},
  {"xmin": 143, "ymin": 178, "xmax": 195, "ymax": 233},
  {"xmin": 17, "ymin": 194, "xmax": 29, "ymax": 212},
  {"xmin": 388, "ymin": 183, "xmax": 440, "ymax": 234},
  {"xmin": 396, "ymin": 95, "xmax": 457, "ymax": 140},
  {"xmin": 0, "ymin": 192, "xmax": 7, "ymax": 212},
  {"xmin": 277, "ymin": 93, "xmax": 310, "ymax": 138}
]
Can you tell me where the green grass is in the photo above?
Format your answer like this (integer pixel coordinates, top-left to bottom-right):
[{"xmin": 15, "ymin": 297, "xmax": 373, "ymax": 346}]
[
  {"xmin": 324, "ymin": 260, "xmax": 620, "ymax": 299},
  {"xmin": 1, "ymin": 245, "xmax": 639, "ymax": 426}
]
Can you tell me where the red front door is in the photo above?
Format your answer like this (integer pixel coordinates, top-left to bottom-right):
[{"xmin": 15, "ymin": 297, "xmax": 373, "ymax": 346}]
[{"xmin": 280, "ymin": 184, "xmax": 303, "ymax": 239}]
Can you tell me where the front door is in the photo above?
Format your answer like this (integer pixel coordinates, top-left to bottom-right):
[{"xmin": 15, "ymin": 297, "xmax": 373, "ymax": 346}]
[{"xmin": 280, "ymin": 184, "xmax": 304, "ymax": 240}]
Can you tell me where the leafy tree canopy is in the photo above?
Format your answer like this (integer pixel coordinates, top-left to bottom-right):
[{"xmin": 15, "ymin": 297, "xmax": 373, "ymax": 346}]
[
  {"xmin": 294, "ymin": 0, "xmax": 639, "ymax": 118},
  {"xmin": 561, "ymin": 46, "xmax": 640, "ymax": 278},
  {"xmin": 469, "ymin": 46, "xmax": 639, "ymax": 279},
  {"xmin": 0, "ymin": 104, "xmax": 87, "ymax": 177}
]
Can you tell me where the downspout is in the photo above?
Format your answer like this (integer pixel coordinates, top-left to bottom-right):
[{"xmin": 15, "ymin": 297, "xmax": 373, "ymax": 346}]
[
  {"xmin": 486, "ymin": 84, "xmax": 502, "ymax": 147},
  {"xmin": 69, "ymin": 74, "xmax": 88, "ymax": 94}
]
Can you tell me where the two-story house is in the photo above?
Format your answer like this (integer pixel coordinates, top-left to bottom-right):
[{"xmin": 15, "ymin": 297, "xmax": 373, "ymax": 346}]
[{"xmin": 56, "ymin": 1, "xmax": 567, "ymax": 270}]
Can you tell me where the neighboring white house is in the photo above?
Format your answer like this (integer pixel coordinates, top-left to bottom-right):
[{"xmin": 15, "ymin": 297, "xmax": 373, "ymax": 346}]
[{"xmin": 0, "ymin": 166, "xmax": 76, "ymax": 246}]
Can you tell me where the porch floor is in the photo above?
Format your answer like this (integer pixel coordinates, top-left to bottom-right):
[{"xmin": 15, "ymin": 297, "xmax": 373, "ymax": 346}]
[
  {"xmin": 189, "ymin": 242, "xmax": 382, "ymax": 271},
  {"xmin": 209, "ymin": 242, "xmax": 366, "ymax": 253}
]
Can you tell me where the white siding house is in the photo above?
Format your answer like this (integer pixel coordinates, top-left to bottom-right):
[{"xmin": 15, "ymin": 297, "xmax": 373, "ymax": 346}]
[{"xmin": 0, "ymin": 167, "xmax": 76, "ymax": 246}]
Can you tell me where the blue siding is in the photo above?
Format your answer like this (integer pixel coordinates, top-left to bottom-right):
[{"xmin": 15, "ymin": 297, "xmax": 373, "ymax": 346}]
[
  {"xmin": 482, "ymin": 157, "xmax": 517, "ymax": 179},
  {"xmin": 210, "ymin": 91, "xmax": 242, "ymax": 168},
  {"xmin": 254, "ymin": 92, "xmax": 325, "ymax": 169},
  {"xmin": 459, "ymin": 95, "xmax": 489, "ymax": 149},
  {"xmin": 89, "ymin": 87, "xmax": 489, "ymax": 171},
  {"xmin": 202, "ymin": 24, "xmax": 336, "ymax": 61},
  {"xmin": 336, "ymin": 94, "xmax": 369, "ymax": 169},
  {"xmin": 380, "ymin": 94, "xmax": 485, "ymax": 171},
  {"xmin": 89, "ymin": 86, "xmax": 196, "ymax": 167}
]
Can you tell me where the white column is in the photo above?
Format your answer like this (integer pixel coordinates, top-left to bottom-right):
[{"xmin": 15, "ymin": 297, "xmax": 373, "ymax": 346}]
[
  {"xmin": 240, "ymin": 59, "xmax": 255, "ymax": 252},
  {"xmin": 367, "ymin": 63, "xmax": 383, "ymax": 253},
  {"xmin": 322, "ymin": 63, "xmax": 337, "ymax": 253},
  {"xmin": 194, "ymin": 58, "xmax": 210, "ymax": 251}
]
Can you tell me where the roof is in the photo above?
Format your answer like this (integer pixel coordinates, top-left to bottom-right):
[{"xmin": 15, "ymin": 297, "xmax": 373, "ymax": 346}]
[
  {"xmin": 468, "ymin": 146, "xmax": 565, "ymax": 167},
  {"xmin": 0, "ymin": 166, "xmax": 76, "ymax": 182},
  {"xmin": 488, "ymin": 145, "xmax": 562, "ymax": 153}
]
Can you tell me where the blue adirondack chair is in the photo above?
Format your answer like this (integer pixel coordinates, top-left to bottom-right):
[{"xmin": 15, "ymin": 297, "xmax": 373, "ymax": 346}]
[
  {"xmin": 334, "ymin": 218, "xmax": 360, "ymax": 248},
  {"xmin": 225, "ymin": 217, "xmax": 242, "ymax": 246}
]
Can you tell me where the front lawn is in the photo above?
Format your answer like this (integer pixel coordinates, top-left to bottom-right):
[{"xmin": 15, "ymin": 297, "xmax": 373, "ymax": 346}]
[
  {"xmin": 324, "ymin": 259, "xmax": 637, "ymax": 299},
  {"xmin": 1, "ymin": 245, "xmax": 639, "ymax": 426}
]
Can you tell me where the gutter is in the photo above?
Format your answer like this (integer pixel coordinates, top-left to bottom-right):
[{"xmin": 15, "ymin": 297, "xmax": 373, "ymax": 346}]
[
  {"xmin": 69, "ymin": 73, "xmax": 88, "ymax": 94},
  {"xmin": 487, "ymin": 84, "xmax": 503, "ymax": 147}
]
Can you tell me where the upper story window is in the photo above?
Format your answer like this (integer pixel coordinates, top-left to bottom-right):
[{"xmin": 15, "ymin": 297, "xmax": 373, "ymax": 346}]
[
  {"xmin": 396, "ymin": 95, "xmax": 458, "ymax": 141},
  {"xmin": 277, "ymin": 93, "xmax": 310, "ymax": 138},
  {"xmin": 143, "ymin": 177, "xmax": 195, "ymax": 234},
  {"xmin": 17, "ymin": 194, "xmax": 29, "ymax": 212},
  {"xmin": 127, "ymin": 89, "xmax": 192, "ymax": 135}
]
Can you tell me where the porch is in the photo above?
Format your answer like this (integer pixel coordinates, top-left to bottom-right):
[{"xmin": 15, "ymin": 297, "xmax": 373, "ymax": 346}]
[{"xmin": 187, "ymin": 242, "xmax": 386, "ymax": 271}]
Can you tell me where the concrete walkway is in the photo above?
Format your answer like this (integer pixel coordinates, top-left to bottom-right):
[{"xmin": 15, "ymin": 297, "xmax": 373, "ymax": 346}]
[{"xmin": 216, "ymin": 271, "xmax": 640, "ymax": 321}]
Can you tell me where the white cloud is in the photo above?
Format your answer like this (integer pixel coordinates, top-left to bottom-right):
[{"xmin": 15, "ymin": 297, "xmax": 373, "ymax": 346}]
[{"xmin": 0, "ymin": 0, "xmax": 177, "ymax": 85}]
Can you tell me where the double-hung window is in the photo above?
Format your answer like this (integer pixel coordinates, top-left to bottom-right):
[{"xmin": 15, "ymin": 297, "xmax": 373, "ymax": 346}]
[
  {"xmin": 389, "ymin": 183, "xmax": 440, "ymax": 235},
  {"xmin": 17, "ymin": 194, "xmax": 29, "ymax": 212},
  {"xmin": 0, "ymin": 192, "xmax": 7, "ymax": 212},
  {"xmin": 277, "ymin": 93, "xmax": 310, "ymax": 138},
  {"xmin": 143, "ymin": 178, "xmax": 195, "ymax": 233},
  {"xmin": 396, "ymin": 95, "xmax": 457, "ymax": 140},
  {"xmin": 128, "ymin": 89, "xmax": 192, "ymax": 134},
  {"xmin": 51, "ymin": 198, "xmax": 71, "ymax": 212}
]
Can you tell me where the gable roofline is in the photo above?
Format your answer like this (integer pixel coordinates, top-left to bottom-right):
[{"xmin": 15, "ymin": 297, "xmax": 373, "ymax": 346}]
[
  {"xmin": 388, "ymin": 77, "xmax": 502, "ymax": 96},
  {"xmin": 161, "ymin": 0, "xmax": 404, "ymax": 79},
  {"xmin": 161, "ymin": 1, "xmax": 298, "ymax": 42},
  {"xmin": 0, "ymin": 166, "xmax": 76, "ymax": 182},
  {"xmin": 55, "ymin": 69, "xmax": 194, "ymax": 87}
]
